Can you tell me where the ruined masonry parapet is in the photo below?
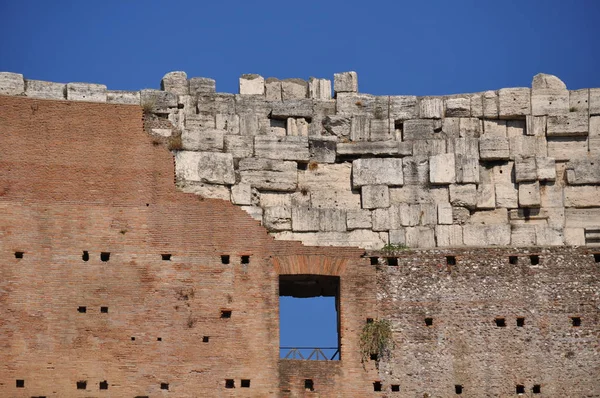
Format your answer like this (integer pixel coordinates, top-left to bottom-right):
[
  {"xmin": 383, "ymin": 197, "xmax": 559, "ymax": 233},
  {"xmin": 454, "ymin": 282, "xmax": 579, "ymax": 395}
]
[{"xmin": 1, "ymin": 70, "xmax": 599, "ymax": 250}]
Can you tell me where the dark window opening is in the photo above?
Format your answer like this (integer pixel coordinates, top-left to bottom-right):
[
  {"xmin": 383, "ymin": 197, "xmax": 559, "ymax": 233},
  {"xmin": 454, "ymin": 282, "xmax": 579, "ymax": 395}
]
[
  {"xmin": 202, "ymin": 336, "xmax": 209, "ymax": 343},
  {"xmin": 594, "ymin": 253, "xmax": 600, "ymax": 263},
  {"xmin": 99, "ymin": 381, "xmax": 108, "ymax": 390},
  {"xmin": 446, "ymin": 256, "xmax": 456, "ymax": 265},
  {"xmin": 455, "ymin": 385, "xmax": 463, "ymax": 394},
  {"xmin": 77, "ymin": 306, "xmax": 86, "ymax": 313},
  {"xmin": 495, "ymin": 318, "xmax": 506, "ymax": 327},
  {"xmin": 157, "ymin": 337, "xmax": 162, "ymax": 341},
  {"xmin": 161, "ymin": 254, "xmax": 171, "ymax": 261},
  {"xmin": 529, "ymin": 255, "xmax": 539, "ymax": 265},
  {"xmin": 366, "ymin": 318, "xmax": 374, "ymax": 324},
  {"xmin": 373, "ymin": 381, "xmax": 382, "ymax": 392},
  {"xmin": 280, "ymin": 274, "xmax": 340, "ymax": 360},
  {"xmin": 391, "ymin": 384, "xmax": 400, "ymax": 392},
  {"xmin": 16, "ymin": 379, "xmax": 25, "ymax": 388},
  {"xmin": 370, "ymin": 257, "xmax": 378, "ymax": 265},
  {"xmin": 516, "ymin": 385, "xmax": 525, "ymax": 394},
  {"xmin": 509, "ymin": 256, "xmax": 518, "ymax": 265},
  {"xmin": 241, "ymin": 255, "xmax": 250, "ymax": 264},
  {"xmin": 160, "ymin": 383, "xmax": 169, "ymax": 390},
  {"xmin": 100, "ymin": 306, "xmax": 108, "ymax": 313},
  {"xmin": 387, "ymin": 257, "xmax": 398, "ymax": 266},
  {"xmin": 221, "ymin": 310, "xmax": 232, "ymax": 318},
  {"xmin": 304, "ymin": 379, "xmax": 314, "ymax": 391},
  {"xmin": 241, "ymin": 379, "xmax": 250, "ymax": 388},
  {"xmin": 370, "ymin": 353, "xmax": 378, "ymax": 361},
  {"xmin": 516, "ymin": 317, "xmax": 525, "ymax": 327},
  {"xmin": 82, "ymin": 251, "xmax": 89, "ymax": 261},
  {"xmin": 76, "ymin": 381, "xmax": 87, "ymax": 390},
  {"xmin": 15, "ymin": 251, "xmax": 24, "ymax": 259},
  {"xmin": 225, "ymin": 379, "xmax": 235, "ymax": 389},
  {"xmin": 221, "ymin": 255, "xmax": 230, "ymax": 264},
  {"xmin": 532, "ymin": 384, "xmax": 541, "ymax": 394},
  {"xmin": 100, "ymin": 252, "xmax": 110, "ymax": 262},
  {"xmin": 425, "ymin": 317, "xmax": 433, "ymax": 326},
  {"xmin": 571, "ymin": 316, "xmax": 581, "ymax": 327}
]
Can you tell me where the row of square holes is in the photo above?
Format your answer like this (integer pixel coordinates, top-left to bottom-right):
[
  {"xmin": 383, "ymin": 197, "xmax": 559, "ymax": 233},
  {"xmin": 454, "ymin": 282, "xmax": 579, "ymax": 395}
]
[
  {"xmin": 372, "ymin": 382, "xmax": 542, "ymax": 394},
  {"xmin": 75, "ymin": 306, "xmax": 232, "ymax": 320},
  {"xmin": 372, "ymin": 253, "xmax": 600, "ymax": 266},
  {"xmin": 13, "ymin": 251, "xmax": 252, "ymax": 264},
  {"xmin": 368, "ymin": 316, "xmax": 582, "ymax": 328}
]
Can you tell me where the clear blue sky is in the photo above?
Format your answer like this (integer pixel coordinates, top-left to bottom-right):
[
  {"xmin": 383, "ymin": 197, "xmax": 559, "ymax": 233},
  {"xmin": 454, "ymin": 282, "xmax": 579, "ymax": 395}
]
[{"xmin": 1, "ymin": 0, "xmax": 599, "ymax": 354}]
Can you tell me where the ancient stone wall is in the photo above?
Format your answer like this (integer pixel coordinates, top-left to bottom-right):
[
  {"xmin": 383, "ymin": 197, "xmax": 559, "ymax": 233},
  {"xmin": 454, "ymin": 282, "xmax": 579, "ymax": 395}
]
[{"xmin": 1, "ymin": 70, "xmax": 599, "ymax": 250}]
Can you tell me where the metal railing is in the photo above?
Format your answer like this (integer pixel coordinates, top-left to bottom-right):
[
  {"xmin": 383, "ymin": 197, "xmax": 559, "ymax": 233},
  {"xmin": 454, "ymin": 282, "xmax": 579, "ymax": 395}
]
[{"xmin": 280, "ymin": 347, "xmax": 340, "ymax": 360}]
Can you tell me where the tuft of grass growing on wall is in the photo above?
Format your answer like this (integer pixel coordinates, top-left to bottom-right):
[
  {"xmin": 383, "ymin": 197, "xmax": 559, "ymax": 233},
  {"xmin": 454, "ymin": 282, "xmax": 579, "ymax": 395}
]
[
  {"xmin": 359, "ymin": 319, "xmax": 394, "ymax": 362},
  {"xmin": 167, "ymin": 132, "xmax": 183, "ymax": 151},
  {"xmin": 381, "ymin": 243, "xmax": 409, "ymax": 252}
]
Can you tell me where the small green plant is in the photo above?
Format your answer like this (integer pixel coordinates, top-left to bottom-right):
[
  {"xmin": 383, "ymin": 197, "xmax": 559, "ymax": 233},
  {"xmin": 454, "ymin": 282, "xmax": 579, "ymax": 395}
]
[
  {"xmin": 359, "ymin": 319, "xmax": 394, "ymax": 362},
  {"xmin": 381, "ymin": 243, "xmax": 409, "ymax": 252}
]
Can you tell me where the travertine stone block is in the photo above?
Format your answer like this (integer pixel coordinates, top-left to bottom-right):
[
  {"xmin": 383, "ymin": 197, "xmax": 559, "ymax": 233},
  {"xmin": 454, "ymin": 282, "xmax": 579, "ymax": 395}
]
[
  {"xmin": 140, "ymin": 89, "xmax": 177, "ymax": 110},
  {"xmin": 199, "ymin": 93, "xmax": 236, "ymax": 114},
  {"xmin": 352, "ymin": 158, "xmax": 404, "ymax": 187},
  {"xmin": 334, "ymin": 71, "xmax": 358, "ymax": 93},
  {"xmin": 437, "ymin": 203, "xmax": 453, "ymax": 224},
  {"xmin": 309, "ymin": 137, "xmax": 337, "ymax": 163},
  {"xmin": 265, "ymin": 78, "xmax": 282, "ymax": 101},
  {"xmin": 455, "ymin": 156, "xmax": 480, "ymax": 184},
  {"xmin": 491, "ymin": 162, "xmax": 514, "ymax": 184},
  {"xmin": 591, "ymin": 116, "xmax": 600, "ymax": 137},
  {"xmin": 263, "ymin": 206, "xmax": 292, "ymax": 231},
  {"xmin": 272, "ymin": 99, "xmax": 313, "ymax": 118},
  {"xmin": 67, "ymin": 82, "xmax": 107, "ymax": 102},
  {"xmin": 452, "ymin": 206, "xmax": 471, "ymax": 224},
  {"xmin": 178, "ymin": 181, "xmax": 231, "ymax": 200},
  {"xmin": 536, "ymin": 157, "xmax": 556, "ymax": 181},
  {"xmin": 429, "ymin": 153, "xmax": 456, "ymax": 184},
  {"xmin": 419, "ymin": 97, "xmax": 444, "ymax": 118},
  {"xmin": 186, "ymin": 113, "xmax": 216, "ymax": 130},
  {"xmin": 403, "ymin": 119, "xmax": 438, "ymax": 140},
  {"xmin": 239, "ymin": 158, "xmax": 297, "ymax": 191},
  {"xmin": 515, "ymin": 156, "xmax": 537, "ymax": 182},
  {"xmin": 337, "ymin": 141, "xmax": 399, "ymax": 156},
  {"xmin": 224, "ymin": 135, "xmax": 253, "ymax": 158},
  {"xmin": 350, "ymin": 115, "xmax": 369, "ymax": 141},
  {"xmin": 189, "ymin": 77, "xmax": 216, "ymax": 95},
  {"xmin": 413, "ymin": 140, "xmax": 446, "ymax": 156},
  {"xmin": 0, "ymin": 72, "xmax": 25, "ymax": 95},
  {"xmin": 531, "ymin": 73, "xmax": 569, "ymax": 115},
  {"xmin": 509, "ymin": 208, "xmax": 549, "ymax": 224},
  {"xmin": 565, "ymin": 208, "xmax": 600, "ymax": 228},
  {"xmin": 287, "ymin": 117, "xmax": 309, "ymax": 137},
  {"xmin": 498, "ymin": 88, "xmax": 531, "ymax": 118},
  {"xmin": 298, "ymin": 164, "xmax": 361, "ymax": 210},
  {"xmin": 260, "ymin": 193, "xmax": 292, "ymax": 208},
  {"xmin": 107, "ymin": 90, "xmax": 139, "ymax": 104},
  {"xmin": 390, "ymin": 185, "xmax": 448, "ymax": 205},
  {"xmin": 495, "ymin": 184, "xmax": 519, "ymax": 208},
  {"xmin": 402, "ymin": 156, "xmax": 429, "ymax": 185},
  {"xmin": 347, "ymin": 209, "xmax": 372, "ymax": 230},
  {"xmin": 175, "ymin": 151, "xmax": 235, "ymax": 185},
  {"xmin": 161, "ymin": 71, "xmax": 188, "ymax": 95},
  {"xmin": 547, "ymin": 137, "xmax": 589, "ymax": 161},
  {"xmin": 479, "ymin": 136, "xmax": 509, "ymax": 160},
  {"xmin": 449, "ymin": 184, "xmax": 477, "ymax": 209},
  {"xmin": 507, "ymin": 120, "xmax": 526, "ymax": 138},
  {"xmin": 459, "ymin": 118, "xmax": 482, "ymax": 138},
  {"xmin": 469, "ymin": 208, "xmax": 508, "ymax": 225},
  {"xmin": 216, "ymin": 113, "xmax": 240, "ymax": 135},
  {"xmin": 240, "ymin": 206, "xmax": 263, "ymax": 222},
  {"xmin": 564, "ymin": 227, "xmax": 586, "ymax": 245},
  {"xmin": 369, "ymin": 118, "xmax": 394, "ymax": 141},
  {"xmin": 448, "ymin": 138, "xmax": 479, "ymax": 157},
  {"xmin": 25, "ymin": 79, "xmax": 66, "ymax": 99},
  {"xmin": 547, "ymin": 114, "xmax": 588, "ymax": 136},
  {"xmin": 182, "ymin": 129, "xmax": 224, "ymax": 151},
  {"xmin": 526, "ymin": 115, "xmax": 547, "ymax": 136},
  {"xmin": 239, "ymin": 74, "xmax": 265, "ymax": 95},
  {"xmin": 388, "ymin": 229, "xmax": 406, "ymax": 245},
  {"xmin": 535, "ymin": 226, "xmax": 564, "ymax": 246},
  {"xmin": 371, "ymin": 208, "xmax": 392, "ymax": 231},
  {"xmin": 445, "ymin": 97, "xmax": 470, "ymax": 117},
  {"xmin": 569, "ymin": 89, "xmax": 589, "ymax": 113},
  {"xmin": 435, "ymin": 225, "xmax": 463, "ymax": 247},
  {"xmin": 337, "ymin": 93, "xmax": 389, "ymax": 118},
  {"xmin": 463, "ymin": 224, "xmax": 511, "ymax": 246},
  {"xmin": 509, "ymin": 135, "xmax": 547, "ymax": 159},
  {"xmin": 540, "ymin": 182, "xmax": 563, "ymax": 208},
  {"xmin": 566, "ymin": 157, "xmax": 600, "ymax": 184},
  {"xmin": 389, "ymin": 96, "xmax": 418, "ymax": 120},
  {"xmin": 418, "ymin": 203, "xmax": 438, "ymax": 225},
  {"xmin": 483, "ymin": 90, "xmax": 499, "ymax": 118},
  {"xmin": 273, "ymin": 230, "xmax": 388, "ymax": 250},
  {"xmin": 564, "ymin": 186, "xmax": 600, "ymax": 207},
  {"xmin": 323, "ymin": 116, "xmax": 351, "ymax": 138},
  {"xmin": 442, "ymin": 117, "xmax": 460, "ymax": 137},
  {"xmin": 470, "ymin": 93, "xmax": 483, "ymax": 118},
  {"xmin": 405, "ymin": 226, "xmax": 435, "ymax": 248},
  {"xmin": 590, "ymin": 88, "xmax": 600, "ymax": 115},
  {"xmin": 309, "ymin": 77, "xmax": 332, "ymax": 100},
  {"xmin": 281, "ymin": 78, "xmax": 308, "ymax": 100},
  {"xmin": 319, "ymin": 209, "xmax": 347, "ymax": 232},
  {"xmin": 546, "ymin": 207, "xmax": 565, "ymax": 228},
  {"xmin": 291, "ymin": 207, "xmax": 320, "ymax": 231},
  {"xmin": 510, "ymin": 225, "xmax": 537, "ymax": 246},
  {"xmin": 518, "ymin": 181, "xmax": 541, "ymax": 207},
  {"xmin": 476, "ymin": 184, "xmax": 496, "ymax": 209},
  {"xmin": 361, "ymin": 185, "xmax": 390, "ymax": 209},
  {"xmin": 231, "ymin": 183, "xmax": 252, "ymax": 205},
  {"xmin": 590, "ymin": 136, "xmax": 600, "ymax": 153},
  {"xmin": 239, "ymin": 114, "xmax": 260, "ymax": 136},
  {"xmin": 483, "ymin": 119, "xmax": 507, "ymax": 136}
]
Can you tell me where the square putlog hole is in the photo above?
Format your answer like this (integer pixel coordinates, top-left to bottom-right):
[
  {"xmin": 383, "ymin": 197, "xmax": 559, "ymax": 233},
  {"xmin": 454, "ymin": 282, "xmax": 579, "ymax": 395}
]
[
  {"xmin": 529, "ymin": 255, "xmax": 539, "ymax": 265},
  {"xmin": 202, "ymin": 336, "xmax": 209, "ymax": 343},
  {"xmin": 100, "ymin": 306, "xmax": 108, "ymax": 313},
  {"xmin": 241, "ymin": 379, "xmax": 250, "ymax": 388},
  {"xmin": 446, "ymin": 256, "xmax": 456, "ymax": 265},
  {"xmin": 225, "ymin": 379, "xmax": 235, "ymax": 389},
  {"xmin": 99, "ymin": 380, "xmax": 108, "ymax": 390},
  {"xmin": 241, "ymin": 255, "xmax": 250, "ymax": 264},
  {"xmin": 220, "ymin": 310, "xmax": 232, "ymax": 319},
  {"xmin": 516, "ymin": 317, "xmax": 525, "ymax": 327},
  {"xmin": 532, "ymin": 384, "xmax": 541, "ymax": 394},
  {"xmin": 161, "ymin": 254, "xmax": 171, "ymax": 261},
  {"xmin": 370, "ymin": 257, "xmax": 379, "ymax": 265},
  {"xmin": 425, "ymin": 317, "xmax": 433, "ymax": 326},
  {"xmin": 373, "ymin": 381, "xmax": 382, "ymax": 392},
  {"xmin": 82, "ymin": 251, "xmax": 89, "ymax": 261},
  {"xmin": 16, "ymin": 379, "xmax": 25, "ymax": 388},
  {"xmin": 160, "ymin": 383, "xmax": 169, "ymax": 390},
  {"xmin": 571, "ymin": 316, "xmax": 581, "ymax": 327},
  {"xmin": 77, "ymin": 306, "xmax": 87, "ymax": 313},
  {"xmin": 594, "ymin": 253, "xmax": 600, "ymax": 263},
  {"xmin": 516, "ymin": 384, "xmax": 525, "ymax": 394},
  {"xmin": 455, "ymin": 384, "xmax": 463, "ymax": 394},
  {"xmin": 76, "ymin": 381, "xmax": 87, "ymax": 390},
  {"xmin": 509, "ymin": 256, "xmax": 518, "ymax": 264},
  {"xmin": 221, "ymin": 255, "xmax": 230, "ymax": 264},
  {"xmin": 494, "ymin": 318, "xmax": 506, "ymax": 327},
  {"xmin": 100, "ymin": 252, "xmax": 110, "ymax": 262},
  {"xmin": 391, "ymin": 384, "xmax": 400, "ymax": 392},
  {"xmin": 387, "ymin": 257, "xmax": 398, "ymax": 266},
  {"xmin": 304, "ymin": 379, "xmax": 314, "ymax": 391},
  {"xmin": 14, "ymin": 251, "xmax": 24, "ymax": 259}
]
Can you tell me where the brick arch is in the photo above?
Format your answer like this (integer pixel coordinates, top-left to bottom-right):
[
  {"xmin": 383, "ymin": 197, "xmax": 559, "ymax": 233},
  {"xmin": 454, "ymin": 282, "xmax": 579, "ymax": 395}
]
[{"xmin": 272, "ymin": 255, "xmax": 348, "ymax": 276}]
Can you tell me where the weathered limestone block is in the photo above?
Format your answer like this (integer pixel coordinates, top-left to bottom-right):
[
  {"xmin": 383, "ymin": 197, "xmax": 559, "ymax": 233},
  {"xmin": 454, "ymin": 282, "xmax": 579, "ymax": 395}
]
[
  {"xmin": 591, "ymin": 116, "xmax": 600, "ymax": 137},
  {"xmin": 337, "ymin": 141, "xmax": 399, "ymax": 156},
  {"xmin": 402, "ymin": 156, "xmax": 430, "ymax": 185},
  {"xmin": 547, "ymin": 114, "xmax": 589, "ymax": 136},
  {"xmin": 107, "ymin": 90, "xmax": 139, "ymax": 104},
  {"xmin": 540, "ymin": 182, "xmax": 564, "ymax": 208},
  {"xmin": 403, "ymin": 119, "xmax": 440, "ymax": 140},
  {"xmin": 349, "ymin": 115, "xmax": 369, "ymax": 141},
  {"xmin": 239, "ymin": 158, "xmax": 297, "ymax": 191},
  {"xmin": 435, "ymin": 225, "xmax": 464, "ymax": 247},
  {"xmin": 308, "ymin": 77, "xmax": 332, "ymax": 100},
  {"xmin": 25, "ymin": 79, "xmax": 65, "ymax": 99},
  {"xmin": 352, "ymin": 158, "xmax": 404, "ymax": 187},
  {"xmin": 442, "ymin": 117, "xmax": 460, "ymax": 137},
  {"xmin": 67, "ymin": 82, "xmax": 107, "ymax": 102},
  {"xmin": 186, "ymin": 113, "xmax": 216, "ymax": 130},
  {"xmin": 239, "ymin": 114, "xmax": 260, "ymax": 136},
  {"xmin": 309, "ymin": 137, "xmax": 337, "ymax": 163},
  {"xmin": 531, "ymin": 73, "xmax": 569, "ymax": 115},
  {"xmin": 0, "ymin": 72, "xmax": 24, "ymax": 95},
  {"xmin": 564, "ymin": 186, "xmax": 600, "ymax": 207},
  {"xmin": 389, "ymin": 185, "xmax": 449, "ymax": 205},
  {"xmin": 265, "ymin": 78, "xmax": 282, "ymax": 101},
  {"xmin": 483, "ymin": 119, "xmax": 507, "ymax": 136},
  {"xmin": 445, "ymin": 97, "xmax": 470, "ymax": 117},
  {"xmin": 547, "ymin": 137, "xmax": 589, "ymax": 161},
  {"xmin": 178, "ymin": 181, "xmax": 231, "ymax": 200},
  {"xmin": 495, "ymin": 184, "xmax": 519, "ymax": 208},
  {"xmin": 437, "ymin": 203, "xmax": 453, "ymax": 225},
  {"xmin": 372, "ymin": 208, "xmax": 393, "ymax": 231},
  {"xmin": 506, "ymin": 120, "xmax": 526, "ymax": 138},
  {"xmin": 452, "ymin": 206, "xmax": 471, "ymax": 224},
  {"xmin": 449, "ymin": 137, "xmax": 479, "ymax": 157},
  {"xmin": 254, "ymin": 136, "xmax": 309, "ymax": 161},
  {"xmin": 419, "ymin": 97, "xmax": 444, "ymax": 118},
  {"xmin": 240, "ymin": 206, "xmax": 263, "ymax": 222},
  {"xmin": 319, "ymin": 209, "xmax": 347, "ymax": 232},
  {"xmin": 498, "ymin": 88, "xmax": 531, "ymax": 118},
  {"xmin": 260, "ymin": 193, "xmax": 292, "ymax": 208},
  {"xmin": 369, "ymin": 118, "xmax": 394, "ymax": 141},
  {"xmin": 459, "ymin": 117, "xmax": 483, "ymax": 138},
  {"xmin": 263, "ymin": 206, "xmax": 292, "ymax": 231},
  {"xmin": 270, "ymin": 99, "xmax": 312, "ymax": 119},
  {"xmin": 189, "ymin": 77, "xmax": 216, "ymax": 95},
  {"xmin": 565, "ymin": 208, "xmax": 600, "ymax": 228},
  {"xmin": 470, "ymin": 93, "xmax": 484, "ymax": 118},
  {"xmin": 281, "ymin": 78, "xmax": 308, "ymax": 100},
  {"xmin": 286, "ymin": 117, "xmax": 309, "ymax": 137},
  {"xmin": 399, "ymin": 204, "xmax": 420, "ymax": 226},
  {"xmin": 224, "ymin": 135, "xmax": 253, "ymax": 158},
  {"xmin": 405, "ymin": 226, "xmax": 435, "ymax": 248},
  {"xmin": 468, "ymin": 208, "xmax": 508, "ymax": 225},
  {"xmin": 413, "ymin": 140, "xmax": 446, "ymax": 156},
  {"xmin": 175, "ymin": 151, "xmax": 235, "ymax": 185},
  {"xmin": 515, "ymin": 156, "xmax": 537, "ymax": 182},
  {"xmin": 140, "ymin": 89, "xmax": 177, "ymax": 110},
  {"xmin": 337, "ymin": 93, "xmax": 388, "ymax": 118},
  {"xmin": 239, "ymin": 74, "xmax": 265, "ymax": 95},
  {"xmin": 182, "ymin": 129, "xmax": 224, "ymax": 151},
  {"xmin": 509, "ymin": 135, "xmax": 547, "ymax": 159},
  {"xmin": 199, "ymin": 93, "xmax": 236, "ymax": 114},
  {"xmin": 590, "ymin": 136, "xmax": 600, "ymax": 153},
  {"xmin": 419, "ymin": 203, "xmax": 438, "ymax": 225},
  {"xmin": 511, "ymin": 225, "xmax": 537, "ymax": 246},
  {"xmin": 161, "ymin": 71, "xmax": 188, "ymax": 95},
  {"xmin": 273, "ymin": 230, "xmax": 387, "ymax": 250},
  {"xmin": 298, "ymin": 163, "xmax": 361, "ymax": 210},
  {"xmin": 569, "ymin": 89, "xmax": 589, "ymax": 113},
  {"xmin": 449, "ymin": 184, "xmax": 477, "ymax": 209},
  {"xmin": 389, "ymin": 95, "xmax": 418, "ymax": 120},
  {"xmin": 463, "ymin": 224, "xmax": 511, "ymax": 246},
  {"xmin": 216, "ymin": 113, "xmax": 240, "ymax": 135},
  {"xmin": 536, "ymin": 157, "xmax": 556, "ymax": 181},
  {"xmin": 564, "ymin": 227, "xmax": 586, "ymax": 245},
  {"xmin": 479, "ymin": 136, "xmax": 509, "ymax": 160},
  {"xmin": 535, "ymin": 226, "xmax": 564, "ymax": 246},
  {"xmin": 546, "ymin": 207, "xmax": 565, "ymax": 228},
  {"xmin": 591, "ymin": 88, "xmax": 600, "ymax": 115},
  {"xmin": 566, "ymin": 157, "xmax": 600, "ymax": 184},
  {"xmin": 483, "ymin": 90, "xmax": 499, "ymax": 118},
  {"xmin": 291, "ymin": 207, "xmax": 320, "ymax": 231},
  {"xmin": 526, "ymin": 115, "xmax": 547, "ymax": 136},
  {"xmin": 333, "ymin": 71, "xmax": 358, "ymax": 93},
  {"xmin": 429, "ymin": 153, "xmax": 456, "ymax": 184},
  {"xmin": 476, "ymin": 184, "xmax": 496, "ymax": 209},
  {"xmin": 361, "ymin": 185, "xmax": 390, "ymax": 209},
  {"xmin": 231, "ymin": 183, "xmax": 252, "ymax": 205},
  {"xmin": 491, "ymin": 162, "xmax": 514, "ymax": 184},
  {"xmin": 347, "ymin": 209, "xmax": 372, "ymax": 230},
  {"xmin": 388, "ymin": 229, "xmax": 406, "ymax": 245},
  {"xmin": 518, "ymin": 181, "xmax": 541, "ymax": 207},
  {"xmin": 323, "ymin": 116, "xmax": 351, "ymax": 138}
]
